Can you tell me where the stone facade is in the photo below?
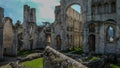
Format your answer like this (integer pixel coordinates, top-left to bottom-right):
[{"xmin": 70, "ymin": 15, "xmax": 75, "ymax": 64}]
[
  {"xmin": 66, "ymin": 7, "xmax": 82, "ymax": 49},
  {"xmin": 51, "ymin": 6, "xmax": 64, "ymax": 50},
  {"xmin": 51, "ymin": 2, "xmax": 83, "ymax": 50},
  {"xmin": 15, "ymin": 21, "xmax": 23, "ymax": 50},
  {"xmin": 37, "ymin": 23, "xmax": 51, "ymax": 48},
  {"xmin": 37, "ymin": 26, "xmax": 47, "ymax": 48},
  {"xmin": 84, "ymin": 0, "xmax": 120, "ymax": 54},
  {"xmin": 51, "ymin": 0, "xmax": 120, "ymax": 55},
  {"xmin": 22, "ymin": 5, "xmax": 37, "ymax": 50}
]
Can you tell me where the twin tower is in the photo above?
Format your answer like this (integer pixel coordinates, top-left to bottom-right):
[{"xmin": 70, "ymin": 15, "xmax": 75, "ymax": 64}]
[
  {"xmin": 23, "ymin": 5, "xmax": 37, "ymax": 50},
  {"xmin": 24, "ymin": 5, "xmax": 36, "ymax": 23}
]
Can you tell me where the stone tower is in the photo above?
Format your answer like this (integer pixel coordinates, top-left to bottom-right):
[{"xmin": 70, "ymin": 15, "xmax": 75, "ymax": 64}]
[
  {"xmin": 23, "ymin": 5, "xmax": 37, "ymax": 50},
  {"xmin": 0, "ymin": 7, "xmax": 4, "ymax": 60},
  {"xmin": 22, "ymin": 5, "xmax": 31, "ymax": 50}
]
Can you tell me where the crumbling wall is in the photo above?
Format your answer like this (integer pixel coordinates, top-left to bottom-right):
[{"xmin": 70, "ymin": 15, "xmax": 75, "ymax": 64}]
[
  {"xmin": 3, "ymin": 17, "xmax": 17, "ymax": 56},
  {"xmin": 43, "ymin": 46, "xmax": 87, "ymax": 68}
]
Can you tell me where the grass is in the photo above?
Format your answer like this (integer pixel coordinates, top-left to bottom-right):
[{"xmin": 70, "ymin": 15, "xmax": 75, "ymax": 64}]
[
  {"xmin": 84, "ymin": 56, "xmax": 100, "ymax": 62},
  {"xmin": 70, "ymin": 47, "xmax": 83, "ymax": 54},
  {"xmin": 21, "ymin": 58, "xmax": 43, "ymax": 68},
  {"xmin": 89, "ymin": 57, "xmax": 100, "ymax": 61},
  {"xmin": 61, "ymin": 47, "xmax": 83, "ymax": 53},
  {"xmin": 110, "ymin": 64, "xmax": 120, "ymax": 68}
]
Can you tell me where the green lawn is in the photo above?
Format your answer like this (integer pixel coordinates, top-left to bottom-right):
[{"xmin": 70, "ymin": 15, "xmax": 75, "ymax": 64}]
[
  {"xmin": 21, "ymin": 58, "xmax": 43, "ymax": 68},
  {"xmin": 110, "ymin": 64, "xmax": 120, "ymax": 68},
  {"xmin": 61, "ymin": 47, "xmax": 83, "ymax": 53}
]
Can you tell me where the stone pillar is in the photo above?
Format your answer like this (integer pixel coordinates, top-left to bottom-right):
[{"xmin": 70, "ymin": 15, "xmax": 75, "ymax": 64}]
[
  {"xmin": 0, "ymin": 7, "xmax": 4, "ymax": 60},
  {"xmin": 30, "ymin": 8, "xmax": 36, "ymax": 23},
  {"xmin": 22, "ymin": 5, "xmax": 31, "ymax": 50},
  {"xmin": 12, "ymin": 28, "xmax": 18, "ymax": 56},
  {"xmin": 0, "ymin": 27, "xmax": 3, "ymax": 60},
  {"xmin": 32, "ymin": 26, "xmax": 38, "ymax": 49},
  {"xmin": 30, "ymin": 8, "xmax": 37, "ymax": 49},
  {"xmin": 24, "ymin": 5, "xmax": 30, "ymax": 23}
]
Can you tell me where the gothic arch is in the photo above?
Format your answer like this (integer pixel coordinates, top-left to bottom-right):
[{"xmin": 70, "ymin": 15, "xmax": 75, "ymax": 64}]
[
  {"xmin": 88, "ymin": 34, "xmax": 96, "ymax": 52},
  {"xmin": 88, "ymin": 23, "xmax": 95, "ymax": 33},
  {"xmin": 106, "ymin": 25, "xmax": 115, "ymax": 43},
  {"xmin": 106, "ymin": 19, "xmax": 117, "ymax": 24},
  {"xmin": 104, "ymin": 3, "xmax": 109, "ymax": 13},
  {"xmin": 60, "ymin": 0, "xmax": 87, "ymax": 21},
  {"xmin": 59, "ymin": 0, "xmax": 87, "ymax": 50},
  {"xmin": 60, "ymin": 0, "xmax": 85, "ymax": 12},
  {"xmin": 56, "ymin": 35, "xmax": 62, "ymax": 50},
  {"xmin": 105, "ymin": 19, "xmax": 116, "ymax": 43}
]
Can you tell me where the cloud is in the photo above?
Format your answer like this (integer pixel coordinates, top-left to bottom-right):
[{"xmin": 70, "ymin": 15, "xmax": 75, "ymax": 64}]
[
  {"xmin": 0, "ymin": 0, "xmax": 60, "ymax": 25},
  {"xmin": 30, "ymin": 0, "xmax": 60, "ymax": 25}
]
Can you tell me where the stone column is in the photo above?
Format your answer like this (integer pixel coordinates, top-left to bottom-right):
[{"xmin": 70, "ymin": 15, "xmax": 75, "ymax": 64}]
[
  {"xmin": 22, "ymin": 5, "xmax": 31, "ymax": 50},
  {"xmin": 0, "ymin": 7, "xmax": 3, "ymax": 60},
  {"xmin": 30, "ymin": 8, "xmax": 36, "ymax": 23},
  {"xmin": 12, "ymin": 28, "xmax": 18, "ymax": 56}
]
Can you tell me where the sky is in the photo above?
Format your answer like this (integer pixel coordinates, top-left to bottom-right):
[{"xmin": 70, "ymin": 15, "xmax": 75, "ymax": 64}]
[{"xmin": 0, "ymin": 0, "xmax": 80, "ymax": 25}]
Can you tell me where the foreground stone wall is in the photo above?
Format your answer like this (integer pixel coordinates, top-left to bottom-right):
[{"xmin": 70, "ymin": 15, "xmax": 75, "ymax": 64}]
[{"xmin": 43, "ymin": 46, "xmax": 87, "ymax": 68}]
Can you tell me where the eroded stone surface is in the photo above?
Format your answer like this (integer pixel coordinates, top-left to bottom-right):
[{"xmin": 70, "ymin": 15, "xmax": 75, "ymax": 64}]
[{"xmin": 43, "ymin": 46, "xmax": 88, "ymax": 68}]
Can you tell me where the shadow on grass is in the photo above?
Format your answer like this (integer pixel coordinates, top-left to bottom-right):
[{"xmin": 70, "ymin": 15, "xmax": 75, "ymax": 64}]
[
  {"xmin": 61, "ymin": 47, "xmax": 83, "ymax": 54},
  {"xmin": 17, "ymin": 50, "xmax": 33, "ymax": 57}
]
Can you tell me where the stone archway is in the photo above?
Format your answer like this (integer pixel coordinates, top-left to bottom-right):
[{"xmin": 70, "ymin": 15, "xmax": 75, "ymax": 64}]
[
  {"xmin": 59, "ymin": 0, "xmax": 87, "ymax": 50},
  {"xmin": 60, "ymin": 0, "xmax": 87, "ymax": 22},
  {"xmin": 88, "ymin": 34, "xmax": 95, "ymax": 52},
  {"xmin": 89, "ymin": 23, "xmax": 95, "ymax": 33},
  {"xmin": 56, "ymin": 35, "xmax": 62, "ymax": 50}
]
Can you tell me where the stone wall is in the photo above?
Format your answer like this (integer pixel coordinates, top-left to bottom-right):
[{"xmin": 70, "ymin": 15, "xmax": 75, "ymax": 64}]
[
  {"xmin": 0, "ymin": 7, "xmax": 3, "ymax": 60},
  {"xmin": 66, "ymin": 7, "xmax": 82, "ymax": 49},
  {"xmin": 43, "ymin": 46, "xmax": 87, "ymax": 68},
  {"xmin": 3, "ymin": 17, "xmax": 17, "ymax": 56}
]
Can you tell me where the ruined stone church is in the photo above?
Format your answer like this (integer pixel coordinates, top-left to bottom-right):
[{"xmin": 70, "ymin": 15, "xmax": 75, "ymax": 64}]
[
  {"xmin": 51, "ymin": 0, "xmax": 120, "ymax": 55},
  {"xmin": 0, "ymin": 5, "xmax": 39, "ymax": 60},
  {"xmin": 0, "ymin": 0, "xmax": 120, "ymax": 61}
]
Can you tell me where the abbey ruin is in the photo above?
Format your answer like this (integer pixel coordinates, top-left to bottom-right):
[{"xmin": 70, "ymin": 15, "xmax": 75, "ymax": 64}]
[
  {"xmin": 50, "ymin": 0, "xmax": 120, "ymax": 55},
  {"xmin": 0, "ymin": 0, "xmax": 120, "ymax": 68}
]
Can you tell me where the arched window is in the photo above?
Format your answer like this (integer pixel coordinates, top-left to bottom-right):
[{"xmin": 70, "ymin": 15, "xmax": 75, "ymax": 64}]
[
  {"xmin": 104, "ymin": 3, "xmax": 109, "ymax": 14},
  {"xmin": 91, "ymin": 5, "xmax": 95, "ymax": 15},
  {"xmin": 111, "ymin": 2, "xmax": 116, "ymax": 13},
  {"xmin": 56, "ymin": 35, "xmax": 62, "ymax": 50},
  {"xmin": 98, "ymin": 4, "xmax": 102, "ymax": 14},
  {"xmin": 106, "ymin": 26, "xmax": 115, "ymax": 42},
  {"xmin": 89, "ymin": 23, "xmax": 95, "ymax": 33}
]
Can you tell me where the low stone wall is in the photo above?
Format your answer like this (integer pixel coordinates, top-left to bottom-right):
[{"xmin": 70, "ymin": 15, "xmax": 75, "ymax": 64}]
[{"xmin": 43, "ymin": 46, "xmax": 88, "ymax": 68}]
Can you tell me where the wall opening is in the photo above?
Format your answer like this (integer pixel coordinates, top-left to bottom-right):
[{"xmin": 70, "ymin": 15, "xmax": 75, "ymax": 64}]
[{"xmin": 66, "ymin": 4, "xmax": 82, "ymax": 49}]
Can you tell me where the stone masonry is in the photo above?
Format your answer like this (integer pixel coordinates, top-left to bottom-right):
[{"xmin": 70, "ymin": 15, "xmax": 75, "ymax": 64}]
[{"xmin": 43, "ymin": 46, "xmax": 88, "ymax": 68}]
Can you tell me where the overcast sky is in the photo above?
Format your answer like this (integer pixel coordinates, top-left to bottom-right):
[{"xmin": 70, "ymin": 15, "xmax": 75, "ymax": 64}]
[{"xmin": 0, "ymin": 0, "xmax": 80, "ymax": 25}]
